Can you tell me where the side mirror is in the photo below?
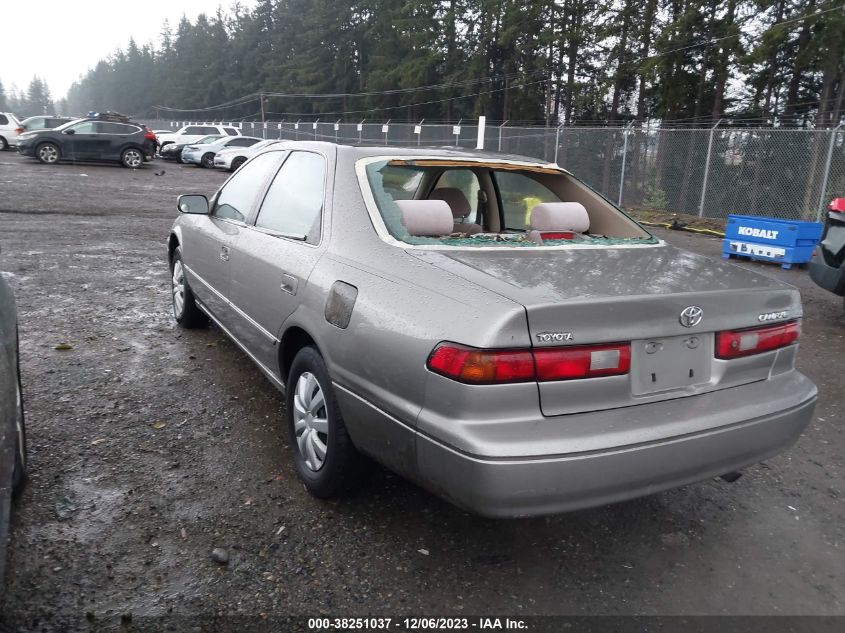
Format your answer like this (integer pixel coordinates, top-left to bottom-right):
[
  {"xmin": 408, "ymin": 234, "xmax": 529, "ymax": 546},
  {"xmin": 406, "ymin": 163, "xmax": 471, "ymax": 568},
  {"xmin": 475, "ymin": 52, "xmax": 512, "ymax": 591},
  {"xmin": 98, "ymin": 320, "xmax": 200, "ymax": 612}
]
[
  {"xmin": 64, "ymin": 129, "xmax": 75, "ymax": 135},
  {"xmin": 178, "ymin": 194, "xmax": 210, "ymax": 215}
]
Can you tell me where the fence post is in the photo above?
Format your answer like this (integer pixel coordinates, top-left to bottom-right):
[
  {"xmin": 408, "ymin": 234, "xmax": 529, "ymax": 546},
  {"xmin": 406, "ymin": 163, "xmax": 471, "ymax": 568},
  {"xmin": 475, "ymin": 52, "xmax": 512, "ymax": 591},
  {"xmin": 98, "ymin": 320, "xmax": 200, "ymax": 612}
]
[
  {"xmin": 313, "ymin": 118, "xmax": 320, "ymax": 140},
  {"xmin": 278, "ymin": 119, "xmax": 284, "ymax": 139},
  {"xmin": 383, "ymin": 119, "xmax": 391, "ymax": 144},
  {"xmin": 816, "ymin": 122, "xmax": 844, "ymax": 221},
  {"xmin": 498, "ymin": 120, "xmax": 508, "ymax": 152},
  {"xmin": 416, "ymin": 119, "xmax": 424, "ymax": 146},
  {"xmin": 335, "ymin": 119, "xmax": 341, "ymax": 143},
  {"xmin": 698, "ymin": 118, "xmax": 722, "ymax": 218},
  {"xmin": 553, "ymin": 124, "xmax": 563, "ymax": 165},
  {"xmin": 359, "ymin": 119, "xmax": 365, "ymax": 144},
  {"xmin": 618, "ymin": 121, "xmax": 634, "ymax": 206}
]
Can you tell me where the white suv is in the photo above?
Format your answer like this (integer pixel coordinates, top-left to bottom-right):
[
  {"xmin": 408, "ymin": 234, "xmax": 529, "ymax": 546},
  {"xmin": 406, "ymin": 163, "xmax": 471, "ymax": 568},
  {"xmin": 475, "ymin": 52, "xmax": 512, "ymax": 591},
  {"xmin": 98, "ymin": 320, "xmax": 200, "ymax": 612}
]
[
  {"xmin": 156, "ymin": 124, "xmax": 241, "ymax": 149},
  {"xmin": 0, "ymin": 113, "xmax": 23, "ymax": 150}
]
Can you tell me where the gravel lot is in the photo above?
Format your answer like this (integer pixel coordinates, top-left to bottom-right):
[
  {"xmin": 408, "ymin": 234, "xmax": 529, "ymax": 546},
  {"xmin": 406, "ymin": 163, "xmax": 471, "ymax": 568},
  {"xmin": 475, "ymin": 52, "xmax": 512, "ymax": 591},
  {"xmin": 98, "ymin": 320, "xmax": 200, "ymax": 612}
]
[{"xmin": 0, "ymin": 150, "xmax": 843, "ymax": 630}]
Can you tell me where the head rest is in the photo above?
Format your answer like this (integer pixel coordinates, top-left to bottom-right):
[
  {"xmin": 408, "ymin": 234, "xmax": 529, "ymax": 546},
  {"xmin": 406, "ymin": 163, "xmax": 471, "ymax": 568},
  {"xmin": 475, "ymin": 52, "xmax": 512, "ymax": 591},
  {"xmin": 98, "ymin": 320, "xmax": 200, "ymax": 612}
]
[
  {"xmin": 429, "ymin": 187, "xmax": 472, "ymax": 218},
  {"xmin": 530, "ymin": 202, "xmax": 590, "ymax": 233},
  {"xmin": 396, "ymin": 200, "xmax": 454, "ymax": 237}
]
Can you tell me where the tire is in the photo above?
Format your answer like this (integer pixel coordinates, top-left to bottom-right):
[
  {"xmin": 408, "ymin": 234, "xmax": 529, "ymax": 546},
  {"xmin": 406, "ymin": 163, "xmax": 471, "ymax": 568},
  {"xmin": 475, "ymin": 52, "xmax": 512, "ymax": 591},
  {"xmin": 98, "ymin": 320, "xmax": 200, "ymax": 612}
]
[
  {"xmin": 201, "ymin": 153, "xmax": 215, "ymax": 169},
  {"xmin": 230, "ymin": 157, "xmax": 246, "ymax": 172},
  {"xmin": 121, "ymin": 147, "xmax": 143, "ymax": 169},
  {"xmin": 12, "ymin": 328, "xmax": 27, "ymax": 497},
  {"xmin": 36, "ymin": 142, "xmax": 60, "ymax": 164},
  {"xmin": 170, "ymin": 246, "xmax": 208, "ymax": 328},
  {"xmin": 286, "ymin": 346, "xmax": 361, "ymax": 498},
  {"xmin": 0, "ymin": 137, "xmax": 8, "ymax": 151}
]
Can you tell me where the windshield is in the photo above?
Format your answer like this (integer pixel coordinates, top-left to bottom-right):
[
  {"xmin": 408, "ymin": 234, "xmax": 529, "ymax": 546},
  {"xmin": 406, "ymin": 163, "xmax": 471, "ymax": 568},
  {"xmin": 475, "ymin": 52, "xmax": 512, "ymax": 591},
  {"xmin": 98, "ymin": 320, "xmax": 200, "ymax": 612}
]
[
  {"xmin": 197, "ymin": 135, "xmax": 223, "ymax": 144},
  {"xmin": 53, "ymin": 119, "xmax": 84, "ymax": 131},
  {"xmin": 363, "ymin": 158, "xmax": 654, "ymax": 248}
]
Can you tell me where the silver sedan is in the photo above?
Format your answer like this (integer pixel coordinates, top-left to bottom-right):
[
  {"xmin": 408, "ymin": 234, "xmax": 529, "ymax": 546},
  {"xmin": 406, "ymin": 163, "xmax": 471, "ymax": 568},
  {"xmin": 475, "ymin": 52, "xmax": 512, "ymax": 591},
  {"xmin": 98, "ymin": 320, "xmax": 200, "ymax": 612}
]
[{"xmin": 168, "ymin": 142, "xmax": 817, "ymax": 517}]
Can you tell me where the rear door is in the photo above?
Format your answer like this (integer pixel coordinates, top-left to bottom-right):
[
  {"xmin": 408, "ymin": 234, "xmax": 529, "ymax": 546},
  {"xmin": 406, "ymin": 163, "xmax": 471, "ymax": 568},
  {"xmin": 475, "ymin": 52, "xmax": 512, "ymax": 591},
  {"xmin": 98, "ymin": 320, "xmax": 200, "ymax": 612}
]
[
  {"xmin": 228, "ymin": 150, "xmax": 328, "ymax": 370},
  {"xmin": 64, "ymin": 120, "xmax": 99, "ymax": 159},
  {"xmin": 181, "ymin": 151, "xmax": 286, "ymax": 329}
]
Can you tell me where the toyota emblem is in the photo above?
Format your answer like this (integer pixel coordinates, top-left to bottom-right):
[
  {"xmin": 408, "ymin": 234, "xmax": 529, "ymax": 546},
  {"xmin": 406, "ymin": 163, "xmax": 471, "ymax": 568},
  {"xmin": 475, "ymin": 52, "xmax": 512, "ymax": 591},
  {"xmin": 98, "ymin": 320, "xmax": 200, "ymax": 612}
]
[{"xmin": 679, "ymin": 306, "xmax": 703, "ymax": 328}]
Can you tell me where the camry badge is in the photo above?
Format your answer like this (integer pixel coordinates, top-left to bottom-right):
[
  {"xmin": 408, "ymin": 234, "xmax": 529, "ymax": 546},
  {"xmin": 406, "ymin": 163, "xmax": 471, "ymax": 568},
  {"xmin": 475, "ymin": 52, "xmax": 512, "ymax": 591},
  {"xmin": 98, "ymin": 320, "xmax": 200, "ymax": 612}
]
[{"xmin": 679, "ymin": 306, "xmax": 703, "ymax": 328}]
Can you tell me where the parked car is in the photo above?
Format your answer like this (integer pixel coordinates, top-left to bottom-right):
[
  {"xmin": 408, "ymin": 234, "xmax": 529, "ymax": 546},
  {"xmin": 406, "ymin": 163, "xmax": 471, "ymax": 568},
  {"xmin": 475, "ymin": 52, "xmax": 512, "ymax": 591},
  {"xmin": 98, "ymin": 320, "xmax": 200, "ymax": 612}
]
[
  {"xmin": 181, "ymin": 136, "xmax": 263, "ymax": 168},
  {"xmin": 19, "ymin": 115, "xmax": 75, "ymax": 132},
  {"xmin": 16, "ymin": 113, "xmax": 157, "ymax": 168},
  {"xmin": 156, "ymin": 124, "xmax": 240, "ymax": 150},
  {"xmin": 0, "ymin": 273, "xmax": 28, "ymax": 580},
  {"xmin": 214, "ymin": 139, "xmax": 282, "ymax": 171},
  {"xmin": 159, "ymin": 135, "xmax": 224, "ymax": 163},
  {"xmin": 809, "ymin": 197, "xmax": 845, "ymax": 305},
  {"xmin": 167, "ymin": 142, "xmax": 817, "ymax": 517},
  {"xmin": 0, "ymin": 112, "xmax": 23, "ymax": 150}
]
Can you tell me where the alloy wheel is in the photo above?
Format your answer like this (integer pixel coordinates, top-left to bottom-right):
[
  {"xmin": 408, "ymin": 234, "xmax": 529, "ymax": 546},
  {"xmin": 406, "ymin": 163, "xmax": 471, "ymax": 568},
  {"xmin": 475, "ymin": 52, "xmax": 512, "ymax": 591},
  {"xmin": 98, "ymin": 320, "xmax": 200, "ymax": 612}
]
[
  {"xmin": 293, "ymin": 372, "xmax": 329, "ymax": 471},
  {"xmin": 38, "ymin": 144, "xmax": 58, "ymax": 163},
  {"xmin": 172, "ymin": 259, "xmax": 185, "ymax": 318},
  {"xmin": 124, "ymin": 149, "xmax": 142, "ymax": 168}
]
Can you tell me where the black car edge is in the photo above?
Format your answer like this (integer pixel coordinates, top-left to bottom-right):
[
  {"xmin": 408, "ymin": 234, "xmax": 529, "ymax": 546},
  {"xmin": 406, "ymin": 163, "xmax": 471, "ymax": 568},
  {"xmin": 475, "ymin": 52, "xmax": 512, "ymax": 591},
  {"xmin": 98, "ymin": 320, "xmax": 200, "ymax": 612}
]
[
  {"xmin": 809, "ymin": 197, "xmax": 845, "ymax": 303},
  {"xmin": 16, "ymin": 113, "xmax": 156, "ymax": 168},
  {"xmin": 159, "ymin": 142, "xmax": 188, "ymax": 162}
]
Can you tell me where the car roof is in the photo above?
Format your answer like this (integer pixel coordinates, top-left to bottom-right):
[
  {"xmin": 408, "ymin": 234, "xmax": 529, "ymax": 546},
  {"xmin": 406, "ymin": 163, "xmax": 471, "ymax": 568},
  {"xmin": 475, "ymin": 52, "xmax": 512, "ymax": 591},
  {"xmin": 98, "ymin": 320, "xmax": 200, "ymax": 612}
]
[{"xmin": 259, "ymin": 140, "xmax": 557, "ymax": 166}]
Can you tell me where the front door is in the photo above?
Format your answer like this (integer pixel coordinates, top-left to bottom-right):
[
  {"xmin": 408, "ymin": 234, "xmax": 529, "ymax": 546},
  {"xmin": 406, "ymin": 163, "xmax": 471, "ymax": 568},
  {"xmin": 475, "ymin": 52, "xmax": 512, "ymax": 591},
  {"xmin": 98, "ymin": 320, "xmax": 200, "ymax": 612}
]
[
  {"xmin": 182, "ymin": 150, "xmax": 286, "ymax": 331},
  {"xmin": 229, "ymin": 151, "xmax": 328, "ymax": 372}
]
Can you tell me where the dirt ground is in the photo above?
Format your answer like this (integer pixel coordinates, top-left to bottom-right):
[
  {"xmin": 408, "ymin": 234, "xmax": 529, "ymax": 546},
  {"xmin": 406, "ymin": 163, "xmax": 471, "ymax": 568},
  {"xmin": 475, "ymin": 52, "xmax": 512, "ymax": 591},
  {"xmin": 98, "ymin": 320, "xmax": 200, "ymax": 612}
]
[{"xmin": 0, "ymin": 150, "xmax": 843, "ymax": 631}]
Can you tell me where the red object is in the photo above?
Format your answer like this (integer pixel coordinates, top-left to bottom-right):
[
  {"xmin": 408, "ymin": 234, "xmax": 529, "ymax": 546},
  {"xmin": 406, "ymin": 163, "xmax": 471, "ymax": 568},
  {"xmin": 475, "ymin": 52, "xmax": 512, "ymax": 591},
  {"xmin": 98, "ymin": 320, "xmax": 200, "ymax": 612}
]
[
  {"xmin": 427, "ymin": 341, "xmax": 630, "ymax": 384},
  {"xmin": 829, "ymin": 198, "xmax": 845, "ymax": 212},
  {"xmin": 715, "ymin": 320, "xmax": 801, "ymax": 360},
  {"xmin": 143, "ymin": 126, "xmax": 156, "ymax": 141},
  {"xmin": 14, "ymin": 127, "xmax": 24, "ymax": 135},
  {"xmin": 540, "ymin": 231, "xmax": 575, "ymax": 240},
  {"xmin": 427, "ymin": 344, "xmax": 535, "ymax": 384}
]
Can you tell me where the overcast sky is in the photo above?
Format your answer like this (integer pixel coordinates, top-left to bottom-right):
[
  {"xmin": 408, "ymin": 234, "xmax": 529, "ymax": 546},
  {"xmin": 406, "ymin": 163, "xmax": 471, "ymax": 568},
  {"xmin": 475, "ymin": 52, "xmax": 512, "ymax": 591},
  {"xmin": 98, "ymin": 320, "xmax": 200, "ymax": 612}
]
[{"xmin": 0, "ymin": 1, "xmax": 255, "ymax": 101}]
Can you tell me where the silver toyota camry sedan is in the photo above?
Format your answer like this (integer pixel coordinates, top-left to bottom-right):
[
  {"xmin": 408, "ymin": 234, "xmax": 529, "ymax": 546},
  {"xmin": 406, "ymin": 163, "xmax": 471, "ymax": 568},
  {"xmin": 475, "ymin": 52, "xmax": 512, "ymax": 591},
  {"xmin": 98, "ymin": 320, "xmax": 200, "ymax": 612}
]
[{"xmin": 168, "ymin": 142, "xmax": 817, "ymax": 517}]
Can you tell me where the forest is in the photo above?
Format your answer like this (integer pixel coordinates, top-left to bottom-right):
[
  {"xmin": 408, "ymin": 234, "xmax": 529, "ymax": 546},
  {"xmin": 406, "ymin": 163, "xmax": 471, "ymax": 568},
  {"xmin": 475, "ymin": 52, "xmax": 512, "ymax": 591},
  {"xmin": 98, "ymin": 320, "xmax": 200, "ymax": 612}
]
[{"xmin": 1, "ymin": 0, "xmax": 843, "ymax": 127}]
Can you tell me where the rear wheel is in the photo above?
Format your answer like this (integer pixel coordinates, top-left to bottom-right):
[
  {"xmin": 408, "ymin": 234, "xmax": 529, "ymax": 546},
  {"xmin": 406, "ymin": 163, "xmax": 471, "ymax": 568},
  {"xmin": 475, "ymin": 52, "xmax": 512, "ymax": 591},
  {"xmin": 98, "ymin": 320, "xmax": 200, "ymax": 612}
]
[
  {"xmin": 0, "ymin": 137, "xmax": 8, "ymax": 151},
  {"xmin": 36, "ymin": 142, "xmax": 60, "ymax": 164},
  {"xmin": 286, "ymin": 346, "xmax": 361, "ymax": 498},
  {"xmin": 201, "ymin": 153, "xmax": 215, "ymax": 168},
  {"xmin": 230, "ymin": 157, "xmax": 246, "ymax": 171},
  {"xmin": 121, "ymin": 148, "xmax": 143, "ymax": 169},
  {"xmin": 170, "ymin": 246, "xmax": 208, "ymax": 328}
]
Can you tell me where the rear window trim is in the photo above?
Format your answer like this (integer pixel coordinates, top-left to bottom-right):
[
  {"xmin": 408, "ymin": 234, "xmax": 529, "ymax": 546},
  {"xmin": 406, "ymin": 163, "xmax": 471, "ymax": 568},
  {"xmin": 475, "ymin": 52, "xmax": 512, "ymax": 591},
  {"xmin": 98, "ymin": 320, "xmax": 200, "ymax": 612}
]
[{"xmin": 355, "ymin": 155, "xmax": 664, "ymax": 252}]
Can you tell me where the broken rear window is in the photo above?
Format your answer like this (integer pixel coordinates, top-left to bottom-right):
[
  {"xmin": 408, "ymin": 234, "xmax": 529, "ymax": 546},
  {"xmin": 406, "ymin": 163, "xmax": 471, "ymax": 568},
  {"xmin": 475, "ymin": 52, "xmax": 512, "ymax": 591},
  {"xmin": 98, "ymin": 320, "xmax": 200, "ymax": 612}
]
[{"xmin": 362, "ymin": 159, "xmax": 656, "ymax": 248}]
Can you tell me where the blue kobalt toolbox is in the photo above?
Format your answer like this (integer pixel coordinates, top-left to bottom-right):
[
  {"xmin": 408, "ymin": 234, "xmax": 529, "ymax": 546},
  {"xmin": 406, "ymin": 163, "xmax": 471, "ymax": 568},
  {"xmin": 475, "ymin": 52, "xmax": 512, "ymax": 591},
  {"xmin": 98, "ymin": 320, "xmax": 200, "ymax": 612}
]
[{"xmin": 722, "ymin": 215, "xmax": 823, "ymax": 269}]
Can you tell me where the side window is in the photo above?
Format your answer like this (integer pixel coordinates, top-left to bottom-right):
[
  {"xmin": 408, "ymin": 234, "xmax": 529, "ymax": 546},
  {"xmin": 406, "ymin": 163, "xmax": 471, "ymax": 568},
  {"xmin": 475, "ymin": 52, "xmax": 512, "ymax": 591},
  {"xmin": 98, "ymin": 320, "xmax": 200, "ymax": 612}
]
[
  {"xmin": 228, "ymin": 138, "xmax": 257, "ymax": 147},
  {"xmin": 184, "ymin": 126, "xmax": 204, "ymax": 134},
  {"xmin": 70, "ymin": 121, "xmax": 97, "ymax": 134},
  {"xmin": 212, "ymin": 151, "xmax": 283, "ymax": 222},
  {"xmin": 0, "ymin": 115, "xmax": 8, "ymax": 125},
  {"xmin": 224, "ymin": 128, "xmax": 239, "ymax": 136},
  {"xmin": 255, "ymin": 152, "xmax": 325, "ymax": 244},
  {"xmin": 495, "ymin": 172, "xmax": 562, "ymax": 230},
  {"xmin": 431, "ymin": 169, "xmax": 480, "ymax": 223},
  {"xmin": 98, "ymin": 122, "xmax": 136, "ymax": 134},
  {"xmin": 201, "ymin": 126, "xmax": 218, "ymax": 135}
]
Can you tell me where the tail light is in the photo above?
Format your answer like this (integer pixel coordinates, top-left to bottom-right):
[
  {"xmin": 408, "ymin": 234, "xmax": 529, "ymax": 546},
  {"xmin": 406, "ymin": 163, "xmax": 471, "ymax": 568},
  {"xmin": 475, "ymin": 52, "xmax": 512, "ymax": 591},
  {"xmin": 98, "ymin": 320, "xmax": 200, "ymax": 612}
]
[
  {"xmin": 427, "ymin": 344, "xmax": 534, "ymax": 384},
  {"xmin": 716, "ymin": 320, "xmax": 800, "ymax": 359},
  {"xmin": 143, "ymin": 127, "xmax": 156, "ymax": 141},
  {"xmin": 15, "ymin": 127, "xmax": 24, "ymax": 134},
  {"xmin": 534, "ymin": 343, "xmax": 630, "ymax": 380},
  {"xmin": 427, "ymin": 341, "xmax": 630, "ymax": 384}
]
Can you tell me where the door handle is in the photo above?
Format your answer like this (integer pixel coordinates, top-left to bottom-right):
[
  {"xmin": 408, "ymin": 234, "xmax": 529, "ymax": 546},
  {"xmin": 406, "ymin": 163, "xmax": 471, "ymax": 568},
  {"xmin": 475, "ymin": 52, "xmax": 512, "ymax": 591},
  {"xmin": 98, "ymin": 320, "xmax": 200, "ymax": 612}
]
[
  {"xmin": 219, "ymin": 246, "xmax": 230, "ymax": 262},
  {"xmin": 280, "ymin": 273, "xmax": 298, "ymax": 295}
]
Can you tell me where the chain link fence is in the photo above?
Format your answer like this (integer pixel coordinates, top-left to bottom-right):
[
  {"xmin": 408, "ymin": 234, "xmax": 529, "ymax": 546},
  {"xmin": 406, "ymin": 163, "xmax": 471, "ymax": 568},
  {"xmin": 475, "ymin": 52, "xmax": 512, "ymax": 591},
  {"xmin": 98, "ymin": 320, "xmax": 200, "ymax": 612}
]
[{"xmin": 144, "ymin": 118, "xmax": 844, "ymax": 222}]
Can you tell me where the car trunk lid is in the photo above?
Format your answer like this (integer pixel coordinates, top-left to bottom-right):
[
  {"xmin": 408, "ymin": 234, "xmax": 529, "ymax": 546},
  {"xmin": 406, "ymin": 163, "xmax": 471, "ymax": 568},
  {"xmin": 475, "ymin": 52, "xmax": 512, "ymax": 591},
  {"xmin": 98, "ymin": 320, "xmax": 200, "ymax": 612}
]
[{"xmin": 411, "ymin": 244, "xmax": 801, "ymax": 415}]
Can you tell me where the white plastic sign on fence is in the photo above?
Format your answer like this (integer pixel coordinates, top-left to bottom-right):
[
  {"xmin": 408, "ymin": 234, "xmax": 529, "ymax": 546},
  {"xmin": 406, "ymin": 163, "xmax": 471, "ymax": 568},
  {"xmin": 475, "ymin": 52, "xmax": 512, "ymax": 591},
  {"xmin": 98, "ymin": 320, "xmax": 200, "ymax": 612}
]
[
  {"xmin": 264, "ymin": 122, "xmax": 268, "ymax": 129},
  {"xmin": 382, "ymin": 125, "xmax": 389, "ymax": 133},
  {"xmin": 357, "ymin": 123, "xmax": 363, "ymax": 132},
  {"xmin": 334, "ymin": 123, "xmax": 340, "ymax": 131},
  {"xmin": 453, "ymin": 125, "xmax": 461, "ymax": 135},
  {"xmin": 313, "ymin": 122, "xmax": 318, "ymax": 130},
  {"xmin": 295, "ymin": 123, "xmax": 299, "ymax": 130},
  {"xmin": 278, "ymin": 123, "xmax": 282, "ymax": 129},
  {"xmin": 414, "ymin": 125, "xmax": 422, "ymax": 135}
]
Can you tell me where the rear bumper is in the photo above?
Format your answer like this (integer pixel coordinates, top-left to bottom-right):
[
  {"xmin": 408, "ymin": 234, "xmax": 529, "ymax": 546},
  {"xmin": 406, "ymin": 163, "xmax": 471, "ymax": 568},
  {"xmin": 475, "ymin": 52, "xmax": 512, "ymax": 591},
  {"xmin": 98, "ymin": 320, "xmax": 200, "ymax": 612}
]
[
  {"xmin": 809, "ymin": 255, "xmax": 845, "ymax": 295},
  {"xmin": 414, "ymin": 377, "xmax": 816, "ymax": 517}
]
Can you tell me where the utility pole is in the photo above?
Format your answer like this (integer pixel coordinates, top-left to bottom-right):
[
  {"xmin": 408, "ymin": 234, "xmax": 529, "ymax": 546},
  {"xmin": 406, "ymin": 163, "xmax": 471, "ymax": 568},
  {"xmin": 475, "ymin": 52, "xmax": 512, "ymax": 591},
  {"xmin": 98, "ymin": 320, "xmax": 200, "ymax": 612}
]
[{"xmin": 260, "ymin": 93, "xmax": 265, "ymax": 126}]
